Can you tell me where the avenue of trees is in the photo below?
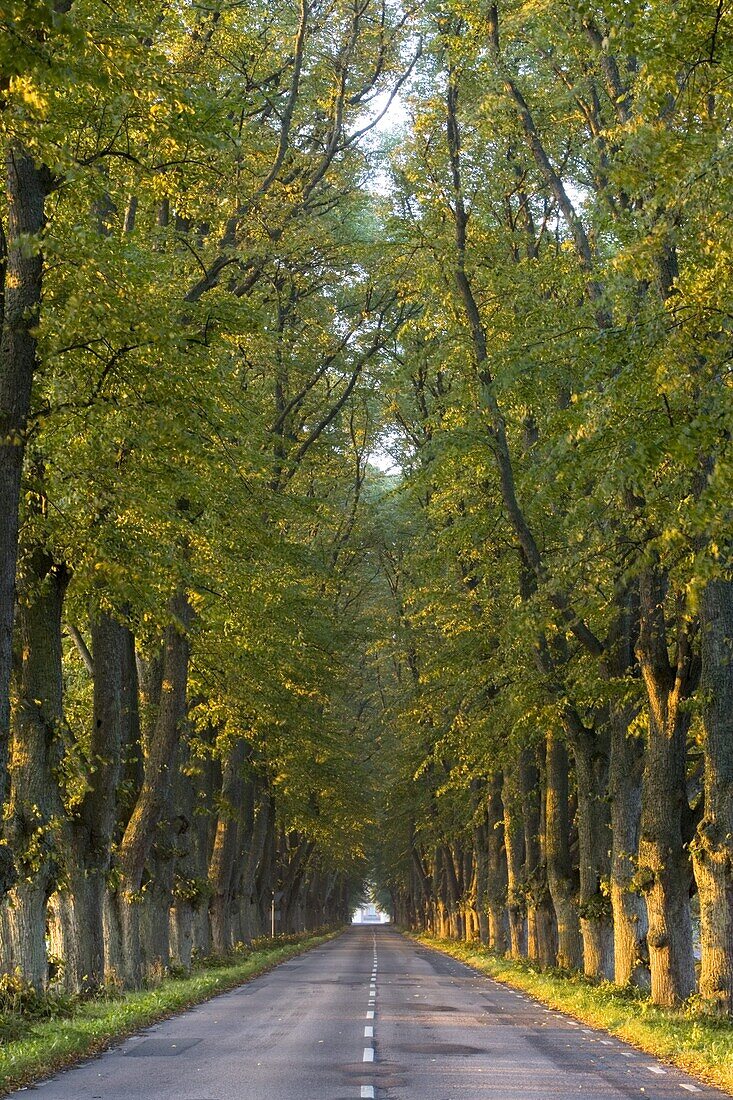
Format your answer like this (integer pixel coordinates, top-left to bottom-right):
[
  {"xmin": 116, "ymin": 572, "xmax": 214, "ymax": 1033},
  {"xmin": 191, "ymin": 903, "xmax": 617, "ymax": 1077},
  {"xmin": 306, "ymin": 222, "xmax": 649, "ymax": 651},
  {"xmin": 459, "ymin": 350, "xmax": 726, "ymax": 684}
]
[
  {"xmin": 0, "ymin": 0, "xmax": 414, "ymax": 993},
  {"xmin": 367, "ymin": 0, "xmax": 733, "ymax": 1016},
  {"xmin": 2, "ymin": 0, "xmax": 733, "ymax": 1021}
]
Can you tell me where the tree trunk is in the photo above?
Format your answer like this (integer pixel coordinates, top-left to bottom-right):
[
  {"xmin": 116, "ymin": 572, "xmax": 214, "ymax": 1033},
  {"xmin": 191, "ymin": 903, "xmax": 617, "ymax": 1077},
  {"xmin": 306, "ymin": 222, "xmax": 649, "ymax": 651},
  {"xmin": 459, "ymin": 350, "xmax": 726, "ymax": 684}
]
[
  {"xmin": 0, "ymin": 149, "xmax": 50, "ymax": 864},
  {"xmin": 520, "ymin": 748, "xmax": 555, "ymax": 968},
  {"xmin": 545, "ymin": 732, "xmax": 583, "ymax": 971},
  {"xmin": 5, "ymin": 550, "xmax": 68, "ymax": 987},
  {"xmin": 502, "ymin": 772, "xmax": 526, "ymax": 957},
  {"xmin": 113, "ymin": 591, "xmax": 191, "ymax": 986},
  {"xmin": 573, "ymin": 727, "xmax": 614, "ymax": 979},
  {"xmin": 473, "ymin": 811, "xmax": 489, "ymax": 945},
  {"xmin": 208, "ymin": 741, "xmax": 247, "ymax": 955},
  {"xmin": 443, "ymin": 844, "xmax": 463, "ymax": 940},
  {"xmin": 608, "ymin": 702, "xmax": 649, "ymax": 987},
  {"xmin": 53, "ymin": 612, "xmax": 129, "ymax": 991},
  {"xmin": 637, "ymin": 566, "xmax": 696, "ymax": 1005},
  {"xmin": 486, "ymin": 773, "xmax": 508, "ymax": 953},
  {"xmin": 237, "ymin": 783, "xmax": 271, "ymax": 942},
  {"xmin": 170, "ymin": 732, "xmax": 211, "ymax": 972},
  {"xmin": 692, "ymin": 577, "xmax": 733, "ymax": 1013}
]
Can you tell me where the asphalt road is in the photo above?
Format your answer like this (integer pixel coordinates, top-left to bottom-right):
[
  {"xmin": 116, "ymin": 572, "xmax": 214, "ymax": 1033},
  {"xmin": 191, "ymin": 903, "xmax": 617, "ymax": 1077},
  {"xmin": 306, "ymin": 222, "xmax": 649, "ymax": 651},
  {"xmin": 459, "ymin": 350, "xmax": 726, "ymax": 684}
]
[{"xmin": 16, "ymin": 926, "xmax": 730, "ymax": 1100}]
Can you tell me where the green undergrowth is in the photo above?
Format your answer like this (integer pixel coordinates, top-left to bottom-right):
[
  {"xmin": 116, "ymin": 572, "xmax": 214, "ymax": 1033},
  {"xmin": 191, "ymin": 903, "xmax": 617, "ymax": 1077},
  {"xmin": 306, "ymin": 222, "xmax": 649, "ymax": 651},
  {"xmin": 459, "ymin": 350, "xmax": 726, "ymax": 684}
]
[
  {"xmin": 0, "ymin": 929, "xmax": 341, "ymax": 1096},
  {"xmin": 412, "ymin": 933, "xmax": 733, "ymax": 1096}
]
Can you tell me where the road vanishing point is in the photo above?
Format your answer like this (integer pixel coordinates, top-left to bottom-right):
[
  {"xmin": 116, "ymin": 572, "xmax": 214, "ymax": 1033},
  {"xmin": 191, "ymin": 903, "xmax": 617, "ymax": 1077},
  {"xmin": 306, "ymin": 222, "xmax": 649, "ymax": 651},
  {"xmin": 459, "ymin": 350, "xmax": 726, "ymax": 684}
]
[{"xmin": 13, "ymin": 927, "xmax": 728, "ymax": 1100}]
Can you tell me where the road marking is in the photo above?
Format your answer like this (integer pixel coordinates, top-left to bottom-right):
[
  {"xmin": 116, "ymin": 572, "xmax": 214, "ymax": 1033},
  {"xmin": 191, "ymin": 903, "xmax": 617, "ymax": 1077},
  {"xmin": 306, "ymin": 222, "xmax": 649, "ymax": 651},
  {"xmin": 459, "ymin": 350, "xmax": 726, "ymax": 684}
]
[
  {"xmin": 600, "ymin": 1040, "xmax": 613, "ymax": 1046},
  {"xmin": 363, "ymin": 1047, "xmax": 374, "ymax": 1062},
  {"xmin": 680, "ymin": 1086, "xmax": 700, "ymax": 1093},
  {"xmin": 361, "ymin": 1088, "xmax": 375, "ymax": 1099},
  {"xmin": 366, "ymin": 1010, "xmax": 374, "ymax": 1019},
  {"xmin": 647, "ymin": 1066, "xmax": 666, "ymax": 1075},
  {"xmin": 621, "ymin": 1052, "xmax": 636, "ymax": 1058},
  {"xmin": 365, "ymin": 1026, "xmax": 373, "ymax": 1037}
]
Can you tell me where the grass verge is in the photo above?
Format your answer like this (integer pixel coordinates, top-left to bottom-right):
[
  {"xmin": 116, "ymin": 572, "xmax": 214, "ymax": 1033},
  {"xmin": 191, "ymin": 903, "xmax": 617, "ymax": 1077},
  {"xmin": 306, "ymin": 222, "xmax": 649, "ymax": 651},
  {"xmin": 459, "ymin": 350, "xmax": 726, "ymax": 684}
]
[
  {"xmin": 0, "ymin": 930, "xmax": 341, "ymax": 1097},
  {"xmin": 412, "ymin": 933, "xmax": 733, "ymax": 1096}
]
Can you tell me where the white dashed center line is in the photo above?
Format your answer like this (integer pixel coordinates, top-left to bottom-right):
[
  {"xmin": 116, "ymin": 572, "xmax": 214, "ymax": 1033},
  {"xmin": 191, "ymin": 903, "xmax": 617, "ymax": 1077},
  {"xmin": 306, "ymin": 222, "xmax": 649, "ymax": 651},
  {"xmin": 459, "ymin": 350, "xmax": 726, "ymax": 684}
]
[
  {"xmin": 680, "ymin": 1085, "xmax": 701, "ymax": 1093},
  {"xmin": 647, "ymin": 1066, "xmax": 666, "ymax": 1075},
  {"xmin": 360, "ymin": 935, "xmax": 378, "ymax": 1097}
]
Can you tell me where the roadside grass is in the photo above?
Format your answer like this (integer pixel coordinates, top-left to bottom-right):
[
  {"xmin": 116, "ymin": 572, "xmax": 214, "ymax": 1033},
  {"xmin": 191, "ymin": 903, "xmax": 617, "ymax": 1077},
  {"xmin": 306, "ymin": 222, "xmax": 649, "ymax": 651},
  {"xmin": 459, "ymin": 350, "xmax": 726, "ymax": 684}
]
[
  {"xmin": 0, "ymin": 929, "xmax": 341, "ymax": 1097},
  {"xmin": 413, "ymin": 933, "xmax": 733, "ymax": 1096}
]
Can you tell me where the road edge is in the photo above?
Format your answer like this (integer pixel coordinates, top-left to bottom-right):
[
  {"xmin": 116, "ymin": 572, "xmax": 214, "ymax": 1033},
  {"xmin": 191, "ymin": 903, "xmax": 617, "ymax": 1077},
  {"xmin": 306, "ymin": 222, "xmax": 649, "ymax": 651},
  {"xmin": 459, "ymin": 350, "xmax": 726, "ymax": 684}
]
[
  {"xmin": 406, "ymin": 932, "xmax": 733, "ymax": 1097},
  {"xmin": 0, "ymin": 929, "xmax": 344, "ymax": 1098}
]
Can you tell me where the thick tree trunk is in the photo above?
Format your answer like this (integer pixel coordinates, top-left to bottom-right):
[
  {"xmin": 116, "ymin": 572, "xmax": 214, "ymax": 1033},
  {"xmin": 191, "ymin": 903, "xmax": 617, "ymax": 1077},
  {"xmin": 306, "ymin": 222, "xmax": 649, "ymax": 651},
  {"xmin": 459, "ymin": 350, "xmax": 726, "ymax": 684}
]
[
  {"xmin": 253, "ymin": 799, "xmax": 276, "ymax": 939},
  {"xmin": 48, "ymin": 869, "xmax": 107, "ymax": 993},
  {"xmin": 53, "ymin": 613, "xmax": 129, "ymax": 991},
  {"xmin": 637, "ymin": 566, "xmax": 696, "ymax": 1005},
  {"xmin": 520, "ymin": 748, "xmax": 555, "ymax": 968},
  {"xmin": 114, "ymin": 592, "xmax": 190, "ymax": 986},
  {"xmin": 108, "ymin": 890, "xmax": 143, "ymax": 987},
  {"xmin": 608, "ymin": 703, "xmax": 649, "ymax": 987},
  {"xmin": 170, "ymin": 733, "xmax": 212, "ymax": 972},
  {"xmin": 502, "ymin": 772, "xmax": 526, "ymax": 957},
  {"xmin": 0, "ymin": 150, "xmax": 50, "ymax": 864},
  {"xmin": 572, "ymin": 728, "xmax": 614, "ymax": 979},
  {"xmin": 140, "ymin": 811, "xmax": 188, "ymax": 979},
  {"xmin": 410, "ymin": 830, "xmax": 433, "ymax": 932},
  {"xmin": 6, "ymin": 878, "xmax": 49, "ymax": 988},
  {"xmin": 208, "ymin": 741, "xmax": 247, "ymax": 955},
  {"xmin": 692, "ymin": 577, "xmax": 733, "ymax": 1013},
  {"xmin": 545, "ymin": 733, "xmax": 583, "ymax": 971},
  {"xmin": 5, "ymin": 550, "xmax": 68, "ymax": 987},
  {"xmin": 473, "ymin": 812, "xmax": 489, "ymax": 945},
  {"xmin": 443, "ymin": 844, "xmax": 464, "ymax": 940},
  {"xmin": 238, "ymin": 783, "xmax": 271, "ymax": 942},
  {"xmin": 280, "ymin": 834, "xmax": 315, "ymax": 934},
  {"xmin": 486, "ymin": 773, "xmax": 508, "ymax": 953}
]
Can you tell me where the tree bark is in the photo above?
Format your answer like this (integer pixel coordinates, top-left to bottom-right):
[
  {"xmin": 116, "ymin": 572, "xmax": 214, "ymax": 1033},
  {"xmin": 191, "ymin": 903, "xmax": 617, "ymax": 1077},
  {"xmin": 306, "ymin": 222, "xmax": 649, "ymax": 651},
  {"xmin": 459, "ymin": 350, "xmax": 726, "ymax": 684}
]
[
  {"xmin": 0, "ymin": 149, "xmax": 51, "ymax": 877},
  {"xmin": 502, "ymin": 771, "xmax": 526, "ymax": 957},
  {"xmin": 112, "ymin": 591, "xmax": 191, "ymax": 986},
  {"xmin": 545, "ymin": 732, "xmax": 583, "ymax": 970},
  {"xmin": 637, "ymin": 565, "xmax": 696, "ymax": 1005},
  {"xmin": 208, "ymin": 742, "xmax": 248, "ymax": 954},
  {"xmin": 473, "ymin": 810, "xmax": 489, "ymax": 945},
  {"xmin": 237, "ymin": 782, "xmax": 271, "ymax": 943},
  {"xmin": 572, "ymin": 727, "xmax": 614, "ymax": 979},
  {"xmin": 53, "ymin": 613, "xmax": 129, "ymax": 991},
  {"xmin": 520, "ymin": 748, "xmax": 555, "ymax": 967},
  {"xmin": 692, "ymin": 577, "xmax": 733, "ymax": 1013},
  {"xmin": 5, "ymin": 550, "xmax": 68, "ymax": 987},
  {"xmin": 608, "ymin": 702, "xmax": 649, "ymax": 987},
  {"xmin": 486, "ymin": 774, "xmax": 508, "ymax": 953}
]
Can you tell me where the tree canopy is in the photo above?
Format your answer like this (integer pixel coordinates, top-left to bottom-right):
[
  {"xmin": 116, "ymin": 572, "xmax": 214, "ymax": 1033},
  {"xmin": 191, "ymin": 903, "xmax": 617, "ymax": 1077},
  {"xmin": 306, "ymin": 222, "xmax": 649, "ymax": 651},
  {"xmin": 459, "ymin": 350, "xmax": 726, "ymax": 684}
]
[{"xmin": 2, "ymin": 0, "xmax": 733, "ymax": 1016}]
